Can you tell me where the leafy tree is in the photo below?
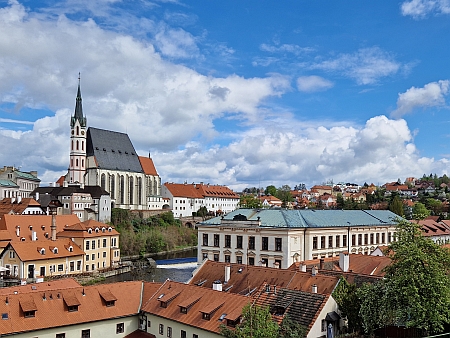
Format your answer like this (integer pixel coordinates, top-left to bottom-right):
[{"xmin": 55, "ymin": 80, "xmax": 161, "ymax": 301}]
[
  {"xmin": 265, "ymin": 185, "xmax": 277, "ymax": 196},
  {"xmin": 336, "ymin": 193, "xmax": 345, "ymax": 209},
  {"xmin": 389, "ymin": 195, "xmax": 404, "ymax": 217},
  {"xmin": 332, "ymin": 277, "xmax": 363, "ymax": 332},
  {"xmin": 412, "ymin": 202, "xmax": 430, "ymax": 220},
  {"xmin": 426, "ymin": 198, "xmax": 443, "ymax": 215},
  {"xmin": 220, "ymin": 304, "xmax": 279, "ymax": 338},
  {"xmin": 196, "ymin": 206, "xmax": 208, "ymax": 219},
  {"xmin": 278, "ymin": 315, "xmax": 307, "ymax": 338},
  {"xmin": 359, "ymin": 219, "xmax": 450, "ymax": 334},
  {"xmin": 275, "ymin": 185, "xmax": 293, "ymax": 207},
  {"xmin": 239, "ymin": 195, "xmax": 262, "ymax": 209}
]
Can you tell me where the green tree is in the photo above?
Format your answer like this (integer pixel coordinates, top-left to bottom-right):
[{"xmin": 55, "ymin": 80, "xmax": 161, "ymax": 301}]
[
  {"xmin": 359, "ymin": 219, "xmax": 450, "ymax": 334},
  {"xmin": 239, "ymin": 195, "xmax": 262, "ymax": 209},
  {"xmin": 278, "ymin": 315, "xmax": 307, "ymax": 338},
  {"xmin": 275, "ymin": 185, "xmax": 293, "ymax": 207},
  {"xmin": 389, "ymin": 195, "xmax": 404, "ymax": 217},
  {"xmin": 196, "ymin": 206, "xmax": 208, "ymax": 219},
  {"xmin": 412, "ymin": 202, "xmax": 430, "ymax": 220},
  {"xmin": 265, "ymin": 185, "xmax": 277, "ymax": 196},
  {"xmin": 426, "ymin": 198, "xmax": 443, "ymax": 215},
  {"xmin": 332, "ymin": 277, "xmax": 363, "ymax": 332},
  {"xmin": 336, "ymin": 193, "xmax": 345, "ymax": 209},
  {"xmin": 220, "ymin": 304, "xmax": 279, "ymax": 338}
]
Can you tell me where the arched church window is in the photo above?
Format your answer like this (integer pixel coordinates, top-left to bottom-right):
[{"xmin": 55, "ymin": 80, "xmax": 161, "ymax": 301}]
[
  {"xmin": 76, "ymin": 126, "xmax": 79, "ymax": 135},
  {"xmin": 71, "ymin": 140, "xmax": 74, "ymax": 151},
  {"xmin": 137, "ymin": 177, "xmax": 142, "ymax": 206},
  {"xmin": 129, "ymin": 177, "xmax": 134, "ymax": 205},
  {"xmin": 81, "ymin": 159, "xmax": 84, "ymax": 168},
  {"xmin": 101, "ymin": 174, "xmax": 106, "ymax": 190},
  {"xmin": 76, "ymin": 140, "xmax": 79, "ymax": 150},
  {"xmin": 120, "ymin": 176, "xmax": 125, "ymax": 205},
  {"xmin": 82, "ymin": 141, "xmax": 84, "ymax": 151},
  {"xmin": 76, "ymin": 159, "xmax": 78, "ymax": 167},
  {"xmin": 110, "ymin": 175, "xmax": 115, "ymax": 199}
]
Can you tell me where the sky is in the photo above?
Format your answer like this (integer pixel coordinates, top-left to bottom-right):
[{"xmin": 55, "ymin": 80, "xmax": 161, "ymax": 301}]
[{"xmin": 1, "ymin": 0, "xmax": 450, "ymax": 191}]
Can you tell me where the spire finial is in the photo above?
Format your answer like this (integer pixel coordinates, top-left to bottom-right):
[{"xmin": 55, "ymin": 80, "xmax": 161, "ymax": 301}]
[{"xmin": 78, "ymin": 72, "xmax": 80, "ymax": 85}]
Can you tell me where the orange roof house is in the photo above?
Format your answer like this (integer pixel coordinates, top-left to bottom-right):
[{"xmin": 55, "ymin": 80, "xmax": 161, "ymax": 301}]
[
  {"xmin": 139, "ymin": 156, "xmax": 159, "ymax": 176},
  {"xmin": 0, "ymin": 197, "xmax": 45, "ymax": 219}
]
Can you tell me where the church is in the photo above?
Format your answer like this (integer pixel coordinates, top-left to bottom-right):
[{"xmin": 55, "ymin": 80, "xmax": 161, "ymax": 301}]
[{"xmin": 64, "ymin": 78, "xmax": 163, "ymax": 210}]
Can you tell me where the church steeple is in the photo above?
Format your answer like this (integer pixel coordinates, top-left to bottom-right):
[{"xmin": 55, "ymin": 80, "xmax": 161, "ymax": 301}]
[
  {"xmin": 71, "ymin": 73, "xmax": 86, "ymax": 128},
  {"xmin": 68, "ymin": 73, "xmax": 87, "ymax": 184}
]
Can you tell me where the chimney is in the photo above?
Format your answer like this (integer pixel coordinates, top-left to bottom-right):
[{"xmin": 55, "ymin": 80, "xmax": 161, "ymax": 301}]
[
  {"xmin": 35, "ymin": 192, "xmax": 39, "ymax": 201},
  {"xmin": 51, "ymin": 213, "xmax": 57, "ymax": 241},
  {"xmin": 339, "ymin": 252, "xmax": 350, "ymax": 272},
  {"xmin": 63, "ymin": 181, "xmax": 68, "ymax": 187},
  {"xmin": 32, "ymin": 231, "xmax": 37, "ymax": 241},
  {"xmin": 212, "ymin": 280, "xmax": 222, "ymax": 292},
  {"xmin": 16, "ymin": 226, "xmax": 20, "ymax": 237},
  {"xmin": 312, "ymin": 266, "xmax": 318, "ymax": 276},
  {"xmin": 17, "ymin": 196, "xmax": 22, "ymax": 203},
  {"xmin": 224, "ymin": 265, "xmax": 231, "ymax": 284},
  {"xmin": 319, "ymin": 258, "xmax": 324, "ymax": 270},
  {"xmin": 299, "ymin": 262, "xmax": 307, "ymax": 272},
  {"xmin": 312, "ymin": 284, "xmax": 318, "ymax": 293},
  {"xmin": 11, "ymin": 197, "xmax": 15, "ymax": 204}
]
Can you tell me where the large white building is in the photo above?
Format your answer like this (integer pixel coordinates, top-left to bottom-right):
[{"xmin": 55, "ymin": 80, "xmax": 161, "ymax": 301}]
[
  {"xmin": 0, "ymin": 166, "xmax": 40, "ymax": 198},
  {"xmin": 198, "ymin": 209, "xmax": 400, "ymax": 269},
  {"xmin": 63, "ymin": 78, "xmax": 163, "ymax": 210},
  {"xmin": 162, "ymin": 182, "xmax": 240, "ymax": 218}
]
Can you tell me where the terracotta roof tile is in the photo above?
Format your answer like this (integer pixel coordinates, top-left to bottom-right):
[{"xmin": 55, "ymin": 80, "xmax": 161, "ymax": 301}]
[
  {"xmin": 139, "ymin": 156, "xmax": 159, "ymax": 176},
  {"xmin": 164, "ymin": 183, "xmax": 238, "ymax": 199}
]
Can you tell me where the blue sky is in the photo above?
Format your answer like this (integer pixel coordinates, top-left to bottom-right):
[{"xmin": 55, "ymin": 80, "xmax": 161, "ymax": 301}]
[{"xmin": 1, "ymin": 0, "xmax": 450, "ymax": 190}]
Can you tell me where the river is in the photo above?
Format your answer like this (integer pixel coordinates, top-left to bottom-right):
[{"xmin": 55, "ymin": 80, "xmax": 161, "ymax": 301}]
[{"xmin": 104, "ymin": 248, "xmax": 198, "ymax": 284}]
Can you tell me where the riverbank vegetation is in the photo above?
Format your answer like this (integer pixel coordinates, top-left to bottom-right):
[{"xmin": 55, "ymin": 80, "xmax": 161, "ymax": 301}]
[{"xmin": 111, "ymin": 209, "xmax": 198, "ymax": 256}]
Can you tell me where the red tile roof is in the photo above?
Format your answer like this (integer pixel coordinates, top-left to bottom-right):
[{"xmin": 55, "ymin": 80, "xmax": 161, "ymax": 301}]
[
  {"xmin": 139, "ymin": 156, "xmax": 159, "ymax": 176},
  {"xmin": 3, "ymin": 239, "xmax": 84, "ymax": 262},
  {"xmin": 57, "ymin": 219, "xmax": 119, "ymax": 238},
  {"xmin": 141, "ymin": 280, "xmax": 250, "ymax": 334},
  {"xmin": 0, "ymin": 198, "xmax": 43, "ymax": 218},
  {"xmin": 0, "ymin": 280, "xmax": 154, "ymax": 335},
  {"xmin": 164, "ymin": 183, "xmax": 239, "ymax": 199}
]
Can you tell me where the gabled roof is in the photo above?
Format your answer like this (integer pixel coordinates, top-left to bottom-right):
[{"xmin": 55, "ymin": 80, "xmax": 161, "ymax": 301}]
[
  {"xmin": 164, "ymin": 183, "xmax": 204, "ymax": 199},
  {"xmin": 0, "ymin": 279, "xmax": 80, "ymax": 296},
  {"xmin": 0, "ymin": 280, "xmax": 149, "ymax": 335},
  {"xmin": 32, "ymin": 185, "xmax": 108, "ymax": 199},
  {"xmin": 0, "ymin": 214, "xmax": 80, "ymax": 243},
  {"xmin": 202, "ymin": 209, "xmax": 399, "ymax": 228},
  {"xmin": 86, "ymin": 127, "xmax": 143, "ymax": 173},
  {"xmin": 188, "ymin": 260, "xmax": 340, "ymax": 295},
  {"xmin": 139, "ymin": 156, "xmax": 159, "ymax": 176},
  {"xmin": 141, "ymin": 280, "xmax": 250, "ymax": 334},
  {"xmin": 164, "ymin": 183, "xmax": 239, "ymax": 199},
  {"xmin": 0, "ymin": 198, "xmax": 43, "ymax": 218},
  {"xmin": 57, "ymin": 219, "xmax": 118, "ymax": 238},
  {"xmin": 0, "ymin": 179, "xmax": 18, "ymax": 187},
  {"xmin": 1, "ymin": 239, "xmax": 84, "ymax": 262}
]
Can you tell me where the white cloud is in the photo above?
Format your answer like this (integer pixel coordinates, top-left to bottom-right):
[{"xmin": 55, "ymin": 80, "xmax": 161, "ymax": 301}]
[
  {"xmin": 310, "ymin": 47, "xmax": 402, "ymax": 85},
  {"xmin": 391, "ymin": 80, "xmax": 449, "ymax": 118},
  {"xmin": 401, "ymin": 0, "xmax": 450, "ymax": 18},
  {"xmin": 297, "ymin": 76, "xmax": 334, "ymax": 93},
  {"xmin": 260, "ymin": 43, "xmax": 314, "ymax": 56}
]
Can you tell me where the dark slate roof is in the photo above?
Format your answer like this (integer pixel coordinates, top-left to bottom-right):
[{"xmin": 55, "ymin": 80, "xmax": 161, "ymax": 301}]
[
  {"xmin": 31, "ymin": 185, "xmax": 109, "ymax": 201},
  {"xmin": 86, "ymin": 127, "xmax": 143, "ymax": 173},
  {"xmin": 71, "ymin": 81, "xmax": 87, "ymax": 128},
  {"xmin": 82, "ymin": 185, "xmax": 110, "ymax": 198},
  {"xmin": 202, "ymin": 209, "xmax": 399, "ymax": 228}
]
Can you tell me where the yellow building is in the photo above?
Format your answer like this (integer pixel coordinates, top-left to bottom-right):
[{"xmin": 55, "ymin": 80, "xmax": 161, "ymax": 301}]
[
  {"xmin": 57, "ymin": 219, "xmax": 120, "ymax": 272},
  {"xmin": 0, "ymin": 239, "xmax": 84, "ymax": 279}
]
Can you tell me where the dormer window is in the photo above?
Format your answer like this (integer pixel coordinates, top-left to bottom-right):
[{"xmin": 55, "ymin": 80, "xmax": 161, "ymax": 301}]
[
  {"xmin": 202, "ymin": 313, "xmax": 210, "ymax": 320},
  {"xmin": 102, "ymin": 227, "xmax": 105, "ymax": 233},
  {"xmin": 95, "ymin": 228, "xmax": 99, "ymax": 233},
  {"xmin": 88, "ymin": 228, "xmax": 92, "ymax": 234},
  {"xmin": 24, "ymin": 310, "xmax": 36, "ymax": 318},
  {"xmin": 53, "ymin": 247, "xmax": 58, "ymax": 254},
  {"xmin": 20, "ymin": 237, "xmax": 25, "ymax": 241},
  {"xmin": 39, "ymin": 248, "xmax": 45, "ymax": 255},
  {"xmin": 108, "ymin": 227, "xmax": 112, "ymax": 232},
  {"xmin": 68, "ymin": 305, "xmax": 78, "ymax": 312}
]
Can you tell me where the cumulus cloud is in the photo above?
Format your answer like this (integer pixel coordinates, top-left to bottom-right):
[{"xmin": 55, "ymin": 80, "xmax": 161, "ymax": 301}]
[
  {"xmin": 297, "ymin": 76, "xmax": 334, "ymax": 93},
  {"xmin": 391, "ymin": 80, "xmax": 449, "ymax": 118},
  {"xmin": 401, "ymin": 0, "xmax": 450, "ymax": 18},
  {"xmin": 310, "ymin": 47, "xmax": 402, "ymax": 85}
]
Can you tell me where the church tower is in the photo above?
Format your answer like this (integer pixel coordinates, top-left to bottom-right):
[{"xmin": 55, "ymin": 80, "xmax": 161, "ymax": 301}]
[{"xmin": 68, "ymin": 74, "xmax": 87, "ymax": 184}]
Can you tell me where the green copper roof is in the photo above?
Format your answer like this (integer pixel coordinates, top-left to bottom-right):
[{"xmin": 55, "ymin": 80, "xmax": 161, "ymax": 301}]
[
  {"xmin": 0, "ymin": 179, "xmax": 19, "ymax": 187},
  {"xmin": 202, "ymin": 209, "xmax": 400, "ymax": 228},
  {"xmin": 15, "ymin": 171, "xmax": 40, "ymax": 182}
]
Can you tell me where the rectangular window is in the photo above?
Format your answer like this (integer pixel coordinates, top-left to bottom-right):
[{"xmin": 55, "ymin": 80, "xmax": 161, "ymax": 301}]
[
  {"xmin": 225, "ymin": 235, "xmax": 231, "ymax": 248},
  {"xmin": 358, "ymin": 234, "xmax": 362, "ymax": 246},
  {"xmin": 352, "ymin": 234, "xmax": 356, "ymax": 246},
  {"xmin": 103, "ymin": 239, "xmax": 107, "ymax": 247},
  {"xmin": 376, "ymin": 233, "xmax": 380, "ymax": 244},
  {"xmin": 213, "ymin": 254, "xmax": 219, "ymax": 262},
  {"xmin": 86, "ymin": 254, "xmax": 89, "ymax": 261},
  {"xmin": 193, "ymin": 335, "xmax": 199, "ymax": 338},
  {"xmin": 214, "ymin": 234, "xmax": 220, "ymax": 247},
  {"xmin": 103, "ymin": 252, "xmax": 107, "ymax": 258},
  {"xmin": 77, "ymin": 260, "xmax": 81, "ymax": 270},
  {"xmin": 328, "ymin": 236, "xmax": 333, "ymax": 248},
  {"xmin": 85, "ymin": 241, "xmax": 89, "ymax": 250},
  {"xmin": 388, "ymin": 232, "xmax": 392, "ymax": 243},
  {"xmin": 370, "ymin": 233, "xmax": 374, "ymax": 245},
  {"xmin": 56, "ymin": 334, "xmax": 66, "ymax": 338},
  {"xmin": 248, "ymin": 257, "xmax": 255, "ymax": 265},
  {"xmin": 275, "ymin": 238, "xmax": 282, "ymax": 251},
  {"xmin": 225, "ymin": 254, "xmax": 230, "ymax": 263},
  {"xmin": 203, "ymin": 234, "xmax": 208, "ymax": 246},
  {"xmin": 237, "ymin": 256, "xmax": 242, "ymax": 264},
  {"xmin": 321, "ymin": 236, "xmax": 326, "ymax": 249},
  {"xmin": 116, "ymin": 322, "xmax": 124, "ymax": 334},
  {"xmin": 92, "ymin": 240, "xmax": 95, "ymax": 250},
  {"xmin": 343, "ymin": 234, "xmax": 347, "ymax": 247},
  {"xmin": 167, "ymin": 327, "xmax": 172, "ymax": 337},
  {"xmin": 69, "ymin": 262, "xmax": 75, "ymax": 272},
  {"xmin": 236, "ymin": 235, "xmax": 243, "ymax": 249},
  {"xmin": 58, "ymin": 264, "xmax": 64, "ymax": 272},
  {"xmin": 181, "ymin": 330, "xmax": 187, "ymax": 338},
  {"xmin": 335, "ymin": 235, "xmax": 340, "ymax": 248},
  {"xmin": 202, "ymin": 253, "xmax": 208, "ymax": 260},
  {"xmin": 364, "ymin": 234, "xmax": 368, "ymax": 245},
  {"xmin": 81, "ymin": 329, "xmax": 90, "ymax": 338},
  {"xmin": 248, "ymin": 236, "xmax": 255, "ymax": 250},
  {"xmin": 313, "ymin": 236, "xmax": 318, "ymax": 250},
  {"xmin": 262, "ymin": 237, "xmax": 268, "ymax": 250},
  {"xmin": 159, "ymin": 324, "xmax": 164, "ymax": 335},
  {"xmin": 91, "ymin": 254, "xmax": 95, "ymax": 260},
  {"xmin": 382, "ymin": 233, "xmax": 385, "ymax": 243},
  {"xmin": 275, "ymin": 259, "xmax": 282, "ymax": 269}
]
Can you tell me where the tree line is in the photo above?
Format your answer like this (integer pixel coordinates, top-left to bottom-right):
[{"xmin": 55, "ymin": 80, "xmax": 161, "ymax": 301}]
[{"xmin": 110, "ymin": 209, "xmax": 198, "ymax": 256}]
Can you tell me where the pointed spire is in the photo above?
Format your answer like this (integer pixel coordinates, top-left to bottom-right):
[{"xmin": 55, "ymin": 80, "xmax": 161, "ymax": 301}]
[{"xmin": 71, "ymin": 73, "xmax": 86, "ymax": 127}]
